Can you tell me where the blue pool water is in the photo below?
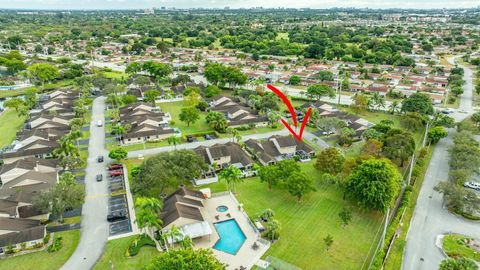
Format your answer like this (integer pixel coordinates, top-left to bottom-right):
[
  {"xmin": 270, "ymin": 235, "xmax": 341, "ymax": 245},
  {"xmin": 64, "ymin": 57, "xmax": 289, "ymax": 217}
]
[{"xmin": 213, "ymin": 219, "xmax": 246, "ymax": 255}]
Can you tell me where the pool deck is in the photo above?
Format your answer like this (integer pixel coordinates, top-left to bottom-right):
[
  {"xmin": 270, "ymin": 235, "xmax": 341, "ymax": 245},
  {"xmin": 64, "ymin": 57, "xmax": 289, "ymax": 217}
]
[{"xmin": 194, "ymin": 192, "xmax": 270, "ymax": 270}]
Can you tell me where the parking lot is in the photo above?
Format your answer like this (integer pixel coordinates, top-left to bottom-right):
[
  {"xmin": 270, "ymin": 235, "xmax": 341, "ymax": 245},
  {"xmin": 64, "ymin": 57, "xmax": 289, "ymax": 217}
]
[{"xmin": 107, "ymin": 166, "xmax": 132, "ymax": 236}]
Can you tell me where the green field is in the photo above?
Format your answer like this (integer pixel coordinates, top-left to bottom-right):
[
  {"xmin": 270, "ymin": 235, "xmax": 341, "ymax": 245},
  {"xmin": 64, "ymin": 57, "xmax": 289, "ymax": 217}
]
[
  {"xmin": 0, "ymin": 109, "xmax": 27, "ymax": 148},
  {"xmin": 94, "ymin": 235, "xmax": 159, "ymax": 270},
  {"xmin": 158, "ymin": 101, "xmax": 214, "ymax": 135},
  {"xmin": 0, "ymin": 230, "xmax": 80, "ymax": 270},
  {"xmin": 204, "ymin": 160, "xmax": 384, "ymax": 270}
]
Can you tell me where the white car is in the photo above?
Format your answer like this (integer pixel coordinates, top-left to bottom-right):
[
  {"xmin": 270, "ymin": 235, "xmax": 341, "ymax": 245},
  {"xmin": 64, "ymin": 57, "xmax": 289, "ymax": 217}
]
[
  {"xmin": 463, "ymin": 181, "xmax": 480, "ymax": 191},
  {"xmin": 97, "ymin": 120, "xmax": 103, "ymax": 127}
]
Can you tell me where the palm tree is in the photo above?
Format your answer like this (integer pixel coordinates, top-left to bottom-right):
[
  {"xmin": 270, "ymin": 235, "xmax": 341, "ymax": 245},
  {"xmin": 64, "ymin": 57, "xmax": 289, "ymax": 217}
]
[
  {"xmin": 206, "ymin": 112, "xmax": 228, "ymax": 132},
  {"xmin": 227, "ymin": 128, "xmax": 241, "ymax": 143},
  {"xmin": 164, "ymin": 225, "xmax": 184, "ymax": 249},
  {"xmin": 135, "ymin": 197, "xmax": 163, "ymax": 251},
  {"xmin": 389, "ymin": 100, "xmax": 400, "ymax": 114},
  {"xmin": 266, "ymin": 219, "xmax": 280, "ymax": 242},
  {"xmin": 218, "ymin": 165, "xmax": 243, "ymax": 193},
  {"xmin": 167, "ymin": 136, "xmax": 181, "ymax": 150},
  {"xmin": 112, "ymin": 123, "xmax": 125, "ymax": 141}
]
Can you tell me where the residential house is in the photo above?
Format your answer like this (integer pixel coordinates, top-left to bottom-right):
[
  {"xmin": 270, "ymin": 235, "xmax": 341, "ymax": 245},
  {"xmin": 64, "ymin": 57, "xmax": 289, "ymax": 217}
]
[
  {"xmin": 0, "ymin": 139, "xmax": 59, "ymax": 164},
  {"xmin": 0, "ymin": 217, "xmax": 46, "ymax": 254},
  {"xmin": 159, "ymin": 187, "xmax": 212, "ymax": 241},
  {"xmin": 210, "ymin": 96, "xmax": 268, "ymax": 128},
  {"xmin": 193, "ymin": 142, "xmax": 254, "ymax": 185},
  {"xmin": 245, "ymin": 135, "xmax": 315, "ymax": 165},
  {"xmin": 122, "ymin": 124, "xmax": 177, "ymax": 145}
]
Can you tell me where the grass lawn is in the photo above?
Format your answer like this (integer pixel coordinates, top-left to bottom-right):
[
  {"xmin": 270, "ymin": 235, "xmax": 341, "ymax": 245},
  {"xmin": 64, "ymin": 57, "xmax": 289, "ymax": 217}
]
[
  {"xmin": 0, "ymin": 230, "xmax": 80, "ymax": 270},
  {"xmin": 443, "ymin": 234, "xmax": 480, "ymax": 262},
  {"xmin": 94, "ymin": 235, "xmax": 159, "ymax": 270},
  {"xmin": 47, "ymin": 216, "xmax": 81, "ymax": 227},
  {"xmin": 204, "ymin": 160, "xmax": 384, "ymax": 269},
  {"xmin": 0, "ymin": 109, "xmax": 27, "ymax": 148},
  {"xmin": 158, "ymin": 101, "xmax": 214, "ymax": 135},
  {"xmin": 107, "ymin": 139, "xmax": 174, "ymax": 151},
  {"xmin": 103, "ymin": 71, "xmax": 127, "ymax": 80}
]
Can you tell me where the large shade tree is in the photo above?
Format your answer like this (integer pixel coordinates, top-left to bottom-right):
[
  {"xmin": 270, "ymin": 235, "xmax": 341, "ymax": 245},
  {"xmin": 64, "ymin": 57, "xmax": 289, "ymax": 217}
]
[{"xmin": 346, "ymin": 158, "xmax": 401, "ymax": 212}]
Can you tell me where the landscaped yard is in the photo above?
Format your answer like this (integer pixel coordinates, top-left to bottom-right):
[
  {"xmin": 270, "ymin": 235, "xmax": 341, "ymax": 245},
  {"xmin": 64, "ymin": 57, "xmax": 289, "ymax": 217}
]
[
  {"xmin": 442, "ymin": 234, "xmax": 480, "ymax": 263},
  {"xmin": 93, "ymin": 235, "xmax": 159, "ymax": 270},
  {"xmin": 0, "ymin": 230, "xmax": 80, "ymax": 270},
  {"xmin": 204, "ymin": 160, "xmax": 384, "ymax": 270},
  {"xmin": 0, "ymin": 109, "xmax": 27, "ymax": 149}
]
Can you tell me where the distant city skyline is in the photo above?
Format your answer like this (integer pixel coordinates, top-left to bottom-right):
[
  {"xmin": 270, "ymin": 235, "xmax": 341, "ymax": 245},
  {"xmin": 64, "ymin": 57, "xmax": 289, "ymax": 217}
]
[{"xmin": 0, "ymin": 0, "xmax": 479, "ymax": 10}]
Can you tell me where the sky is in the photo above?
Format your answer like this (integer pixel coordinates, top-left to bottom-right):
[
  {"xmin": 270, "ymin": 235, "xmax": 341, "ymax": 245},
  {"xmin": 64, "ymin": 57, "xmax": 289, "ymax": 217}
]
[{"xmin": 0, "ymin": 0, "xmax": 479, "ymax": 10}]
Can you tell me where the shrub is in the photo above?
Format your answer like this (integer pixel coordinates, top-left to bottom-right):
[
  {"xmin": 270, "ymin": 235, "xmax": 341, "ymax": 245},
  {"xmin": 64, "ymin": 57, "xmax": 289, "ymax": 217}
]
[
  {"xmin": 47, "ymin": 235, "xmax": 63, "ymax": 253},
  {"xmin": 127, "ymin": 234, "xmax": 156, "ymax": 257},
  {"xmin": 43, "ymin": 232, "xmax": 51, "ymax": 244}
]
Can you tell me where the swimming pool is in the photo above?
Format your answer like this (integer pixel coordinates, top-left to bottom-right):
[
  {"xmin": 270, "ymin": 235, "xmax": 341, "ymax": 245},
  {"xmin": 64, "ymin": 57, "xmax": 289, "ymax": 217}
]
[{"xmin": 213, "ymin": 219, "xmax": 246, "ymax": 255}]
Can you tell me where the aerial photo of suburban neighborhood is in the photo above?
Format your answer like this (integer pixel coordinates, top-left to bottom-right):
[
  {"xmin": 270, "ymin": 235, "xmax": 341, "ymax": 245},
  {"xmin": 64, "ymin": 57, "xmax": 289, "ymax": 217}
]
[{"xmin": 0, "ymin": 1, "xmax": 479, "ymax": 269}]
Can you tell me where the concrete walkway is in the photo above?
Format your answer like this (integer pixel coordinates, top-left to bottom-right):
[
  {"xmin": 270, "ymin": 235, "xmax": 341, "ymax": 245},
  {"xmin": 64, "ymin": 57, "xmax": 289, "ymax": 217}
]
[{"xmin": 61, "ymin": 97, "xmax": 110, "ymax": 270}]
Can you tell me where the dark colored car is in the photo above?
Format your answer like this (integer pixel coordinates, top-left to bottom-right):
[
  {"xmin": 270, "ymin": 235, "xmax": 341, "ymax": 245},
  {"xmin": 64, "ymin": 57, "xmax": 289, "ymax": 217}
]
[
  {"xmin": 107, "ymin": 211, "xmax": 127, "ymax": 222},
  {"xmin": 97, "ymin": 156, "xmax": 104, "ymax": 163},
  {"xmin": 204, "ymin": 134, "xmax": 212, "ymax": 140},
  {"xmin": 96, "ymin": 174, "xmax": 103, "ymax": 182},
  {"xmin": 187, "ymin": 135, "xmax": 195, "ymax": 142}
]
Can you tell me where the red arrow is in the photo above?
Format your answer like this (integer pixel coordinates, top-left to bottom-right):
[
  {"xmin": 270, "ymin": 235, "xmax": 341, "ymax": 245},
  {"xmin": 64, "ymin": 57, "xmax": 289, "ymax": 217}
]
[{"xmin": 266, "ymin": 84, "xmax": 311, "ymax": 141}]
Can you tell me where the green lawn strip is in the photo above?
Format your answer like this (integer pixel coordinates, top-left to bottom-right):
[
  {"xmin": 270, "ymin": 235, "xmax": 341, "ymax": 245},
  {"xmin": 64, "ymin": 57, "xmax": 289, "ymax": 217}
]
[
  {"xmin": 0, "ymin": 230, "xmax": 80, "ymax": 270},
  {"xmin": 383, "ymin": 147, "xmax": 434, "ymax": 270},
  {"xmin": 443, "ymin": 234, "xmax": 480, "ymax": 262},
  {"xmin": 47, "ymin": 216, "xmax": 81, "ymax": 227},
  {"xmin": 0, "ymin": 109, "xmax": 27, "ymax": 148},
  {"xmin": 93, "ymin": 235, "xmax": 159, "ymax": 270},
  {"xmin": 203, "ymin": 160, "xmax": 384, "ymax": 270}
]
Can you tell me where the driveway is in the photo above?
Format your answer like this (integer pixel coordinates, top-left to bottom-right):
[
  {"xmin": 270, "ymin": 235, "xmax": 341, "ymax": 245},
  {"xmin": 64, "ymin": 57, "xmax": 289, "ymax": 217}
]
[
  {"xmin": 61, "ymin": 97, "xmax": 110, "ymax": 270},
  {"xmin": 402, "ymin": 57, "xmax": 478, "ymax": 270}
]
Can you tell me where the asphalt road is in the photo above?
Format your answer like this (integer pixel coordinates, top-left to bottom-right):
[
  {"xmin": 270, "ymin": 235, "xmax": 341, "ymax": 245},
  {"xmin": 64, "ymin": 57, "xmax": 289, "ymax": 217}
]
[
  {"xmin": 402, "ymin": 57, "xmax": 479, "ymax": 270},
  {"xmin": 61, "ymin": 97, "xmax": 110, "ymax": 270}
]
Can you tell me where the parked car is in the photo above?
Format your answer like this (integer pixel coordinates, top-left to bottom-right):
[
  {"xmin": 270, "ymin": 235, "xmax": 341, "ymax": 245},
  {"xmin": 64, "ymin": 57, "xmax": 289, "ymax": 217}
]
[
  {"xmin": 96, "ymin": 174, "xmax": 103, "ymax": 182},
  {"xmin": 107, "ymin": 211, "xmax": 127, "ymax": 222},
  {"xmin": 97, "ymin": 156, "xmax": 104, "ymax": 163},
  {"xmin": 463, "ymin": 181, "xmax": 480, "ymax": 191},
  {"xmin": 109, "ymin": 171, "xmax": 123, "ymax": 177},
  {"xmin": 97, "ymin": 120, "xmax": 103, "ymax": 127},
  {"xmin": 108, "ymin": 164, "xmax": 123, "ymax": 170},
  {"xmin": 186, "ymin": 135, "xmax": 195, "ymax": 142},
  {"xmin": 204, "ymin": 134, "xmax": 212, "ymax": 140}
]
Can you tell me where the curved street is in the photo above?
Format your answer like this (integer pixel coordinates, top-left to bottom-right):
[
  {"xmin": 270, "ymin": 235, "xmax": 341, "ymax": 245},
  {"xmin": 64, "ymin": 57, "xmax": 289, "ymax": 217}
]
[
  {"xmin": 61, "ymin": 97, "xmax": 110, "ymax": 270},
  {"xmin": 402, "ymin": 57, "xmax": 479, "ymax": 270}
]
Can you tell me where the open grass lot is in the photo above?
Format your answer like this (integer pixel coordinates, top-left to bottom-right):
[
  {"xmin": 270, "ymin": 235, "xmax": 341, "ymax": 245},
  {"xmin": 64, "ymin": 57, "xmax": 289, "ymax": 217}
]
[
  {"xmin": 103, "ymin": 71, "xmax": 128, "ymax": 80},
  {"xmin": 158, "ymin": 101, "xmax": 214, "ymax": 135},
  {"xmin": 94, "ymin": 235, "xmax": 159, "ymax": 270},
  {"xmin": 0, "ymin": 230, "xmax": 80, "ymax": 270},
  {"xmin": 0, "ymin": 109, "xmax": 27, "ymax": 148},
  {"xmin": 442, "ymin": 234, "xmax": 480, "ymax": 263},
  {"xmin": 204, "ymin": 160, "xmax": 384, "ymax": 269}
]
